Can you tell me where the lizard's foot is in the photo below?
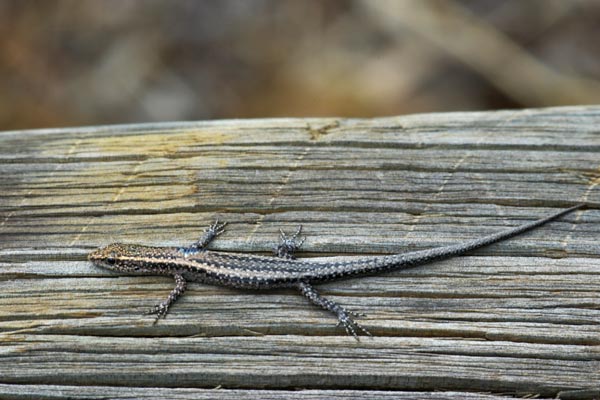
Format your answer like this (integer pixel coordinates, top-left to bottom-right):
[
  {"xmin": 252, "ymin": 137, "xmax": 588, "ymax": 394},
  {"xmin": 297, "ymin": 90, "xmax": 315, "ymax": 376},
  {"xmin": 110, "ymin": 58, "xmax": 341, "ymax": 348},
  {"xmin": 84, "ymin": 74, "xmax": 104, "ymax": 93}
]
[
  {"xmin": 335, "ymin": 308, "xmax": 372, "ymax": 340},
  {"xmin": 179, "ymin": 219, "xmax": 227, "ymax": 256},
  {"xmin": 275, "ymin": 225, "xmax": 305, "ymax": 259},
  {"xmin": 145, "ymin": 302, "xmax": 169, "ymax": 325},
  {"xmin": 205, "ymin": 219, "xmax": 227, "ymax": 238}
]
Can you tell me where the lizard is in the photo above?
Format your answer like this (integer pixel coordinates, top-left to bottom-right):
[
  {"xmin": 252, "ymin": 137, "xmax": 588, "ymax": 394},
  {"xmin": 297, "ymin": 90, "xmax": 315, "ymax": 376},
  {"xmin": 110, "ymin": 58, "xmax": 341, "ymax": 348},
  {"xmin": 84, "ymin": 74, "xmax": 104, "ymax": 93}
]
[{"xmin": 89, "ymin": 204, "xmax": 583, "ymax": 338}]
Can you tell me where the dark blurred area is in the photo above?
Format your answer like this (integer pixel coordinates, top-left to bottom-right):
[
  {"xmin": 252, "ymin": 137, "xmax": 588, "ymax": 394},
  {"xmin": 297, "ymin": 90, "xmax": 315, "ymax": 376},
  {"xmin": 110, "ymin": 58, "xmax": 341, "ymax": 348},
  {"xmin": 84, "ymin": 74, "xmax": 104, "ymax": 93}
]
[{"xmin": 1, "ymin": 0, "xmax": 600, "ymax": 130}]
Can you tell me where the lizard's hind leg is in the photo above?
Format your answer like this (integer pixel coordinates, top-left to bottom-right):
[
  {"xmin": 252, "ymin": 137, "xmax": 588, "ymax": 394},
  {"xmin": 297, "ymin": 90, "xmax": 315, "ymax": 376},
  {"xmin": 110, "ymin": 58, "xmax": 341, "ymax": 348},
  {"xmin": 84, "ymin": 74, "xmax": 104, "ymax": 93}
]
[
  {"xmin": 298, "ymin": 281, "xmax": 371, "ymax": 340},
  {"xmin": 274, "ymin": 225, "xmax": 305, "ymax": 259}
]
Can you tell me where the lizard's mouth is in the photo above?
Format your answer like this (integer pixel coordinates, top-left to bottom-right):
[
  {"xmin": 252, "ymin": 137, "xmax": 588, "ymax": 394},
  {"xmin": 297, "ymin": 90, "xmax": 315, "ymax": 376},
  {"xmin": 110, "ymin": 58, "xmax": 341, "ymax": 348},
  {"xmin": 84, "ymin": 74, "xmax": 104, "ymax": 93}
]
[{"xmin": 88, "ymin": 248, "xmax": 103, "ymax": 262}]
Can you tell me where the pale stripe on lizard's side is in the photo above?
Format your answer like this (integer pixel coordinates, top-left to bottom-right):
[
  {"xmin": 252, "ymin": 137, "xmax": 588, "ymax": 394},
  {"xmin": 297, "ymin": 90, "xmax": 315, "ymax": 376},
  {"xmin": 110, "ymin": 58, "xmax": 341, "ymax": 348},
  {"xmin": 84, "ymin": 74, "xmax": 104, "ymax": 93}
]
[{"xmin": 89, "ymin": 204, "xmax": 583, "ymax": 338}]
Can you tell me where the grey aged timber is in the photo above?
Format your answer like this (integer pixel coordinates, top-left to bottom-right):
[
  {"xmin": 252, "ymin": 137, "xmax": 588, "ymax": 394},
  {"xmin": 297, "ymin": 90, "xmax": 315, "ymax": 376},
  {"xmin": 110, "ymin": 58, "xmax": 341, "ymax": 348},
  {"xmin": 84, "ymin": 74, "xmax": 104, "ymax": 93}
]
[{"xmin": 1, "ymin": 106, "xmax": 599, "ymax": 399}]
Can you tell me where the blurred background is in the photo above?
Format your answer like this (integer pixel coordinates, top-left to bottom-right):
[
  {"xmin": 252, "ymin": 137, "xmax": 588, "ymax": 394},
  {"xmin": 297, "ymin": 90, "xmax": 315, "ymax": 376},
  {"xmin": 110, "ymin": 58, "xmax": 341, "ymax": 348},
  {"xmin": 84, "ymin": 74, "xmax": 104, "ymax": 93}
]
[{"xmin": 1, "ymin": 0, "xmax": 600, "ymax": 130}]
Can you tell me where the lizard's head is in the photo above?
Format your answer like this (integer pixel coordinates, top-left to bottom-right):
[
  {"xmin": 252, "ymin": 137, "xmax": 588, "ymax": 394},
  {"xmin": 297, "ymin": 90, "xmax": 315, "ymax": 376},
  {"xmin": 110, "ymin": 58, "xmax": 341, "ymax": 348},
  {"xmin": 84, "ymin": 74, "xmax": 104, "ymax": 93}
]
[{"xmin": 88, "ymin": 243, "xmax": 148, "ymax": 272}]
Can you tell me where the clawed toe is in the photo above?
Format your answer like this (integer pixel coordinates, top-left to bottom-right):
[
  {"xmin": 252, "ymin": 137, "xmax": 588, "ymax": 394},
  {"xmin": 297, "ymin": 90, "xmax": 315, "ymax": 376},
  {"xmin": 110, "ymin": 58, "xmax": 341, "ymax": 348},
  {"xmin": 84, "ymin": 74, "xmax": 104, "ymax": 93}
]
[
  {"xmin": 348, "ymin": 310, "xmax": 367, "ymax": 318},
  {"xmin": 336, "ymin": 310, "xmax": 371, "ymax": 340}
]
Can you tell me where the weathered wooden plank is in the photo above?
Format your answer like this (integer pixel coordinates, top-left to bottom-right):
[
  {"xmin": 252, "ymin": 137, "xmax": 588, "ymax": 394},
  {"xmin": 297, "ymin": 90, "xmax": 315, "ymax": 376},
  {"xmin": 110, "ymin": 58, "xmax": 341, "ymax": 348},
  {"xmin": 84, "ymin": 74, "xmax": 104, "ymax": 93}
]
[
  {"xmin": 0, "ymin": 335, "xmax": 598, "ymax": 393},
  {"xmin": 1, "ymin": 106, "xmax": 599, "ymax": 399},
  {"xmin": 0, "ymin": 385, "xmax": 541, "ymax": 400},
  {"xmin": 1, "ymin": 257, "xmax": 599, "ymax": 341}
]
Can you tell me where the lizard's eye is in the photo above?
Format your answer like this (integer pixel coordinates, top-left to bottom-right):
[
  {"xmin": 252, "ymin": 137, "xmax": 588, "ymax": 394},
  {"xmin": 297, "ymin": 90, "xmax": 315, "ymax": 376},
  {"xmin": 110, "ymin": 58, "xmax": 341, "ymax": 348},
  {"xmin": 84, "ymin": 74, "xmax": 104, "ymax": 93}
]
[{"xmin": 106, "ymin": 257, "xmax": 116, "ymax": 265}]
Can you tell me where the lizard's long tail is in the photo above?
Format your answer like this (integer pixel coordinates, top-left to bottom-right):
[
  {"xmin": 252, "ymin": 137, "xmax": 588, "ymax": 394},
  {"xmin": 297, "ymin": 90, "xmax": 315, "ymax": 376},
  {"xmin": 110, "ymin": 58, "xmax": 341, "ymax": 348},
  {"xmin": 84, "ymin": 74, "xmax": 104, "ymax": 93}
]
[
  {"xmin": 403, "ymin": 203, "xmax": 583, "ymax": 263},
  {"xmin": 331, "ymin": 204, "xmax": 584, "ymax": 279}
]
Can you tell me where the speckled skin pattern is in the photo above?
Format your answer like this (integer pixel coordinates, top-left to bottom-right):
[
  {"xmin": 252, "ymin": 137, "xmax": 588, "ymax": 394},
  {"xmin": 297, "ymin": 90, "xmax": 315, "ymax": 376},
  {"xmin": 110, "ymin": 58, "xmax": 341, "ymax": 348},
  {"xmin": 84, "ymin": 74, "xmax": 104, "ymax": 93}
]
[{"xmin": 89, "ymin": 205, "xmax": 583, "ymax": 338}]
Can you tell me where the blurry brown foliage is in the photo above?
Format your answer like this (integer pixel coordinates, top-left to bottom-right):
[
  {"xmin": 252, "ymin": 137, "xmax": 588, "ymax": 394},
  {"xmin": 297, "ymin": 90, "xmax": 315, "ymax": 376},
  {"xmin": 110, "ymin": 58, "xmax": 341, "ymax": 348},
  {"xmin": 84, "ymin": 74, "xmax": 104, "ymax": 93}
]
[{"xmin": 1, "ymin": 0, "xmax": 599, "ymax": 129}]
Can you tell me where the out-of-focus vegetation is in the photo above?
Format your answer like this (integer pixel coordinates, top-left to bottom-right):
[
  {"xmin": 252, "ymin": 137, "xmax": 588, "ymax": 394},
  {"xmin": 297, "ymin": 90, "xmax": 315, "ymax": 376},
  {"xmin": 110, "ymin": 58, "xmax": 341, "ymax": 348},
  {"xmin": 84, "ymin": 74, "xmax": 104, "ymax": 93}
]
[{"xmin": 1, "ymin": 0, "xmax": 599, "ymax": 129}]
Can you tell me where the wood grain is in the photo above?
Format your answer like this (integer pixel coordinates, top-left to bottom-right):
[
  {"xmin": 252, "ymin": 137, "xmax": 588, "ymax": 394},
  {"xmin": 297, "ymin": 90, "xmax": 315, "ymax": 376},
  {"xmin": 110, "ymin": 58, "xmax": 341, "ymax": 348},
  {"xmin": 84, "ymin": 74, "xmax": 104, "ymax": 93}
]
[{"xmin": 1, "ymin": 106, "xmax": 599, "ymax": 399}]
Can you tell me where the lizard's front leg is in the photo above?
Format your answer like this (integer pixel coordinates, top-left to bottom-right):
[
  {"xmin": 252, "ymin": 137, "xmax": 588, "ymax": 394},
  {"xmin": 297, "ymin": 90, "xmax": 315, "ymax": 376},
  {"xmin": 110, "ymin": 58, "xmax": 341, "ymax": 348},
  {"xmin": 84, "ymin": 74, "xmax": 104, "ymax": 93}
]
[
  {"xmin": 147, "ymin": 273, "xmax": 187, "ymax": 324},
  {"xmin": 179, "ymin": 219, "xmax": 227, "ymax": 256}
]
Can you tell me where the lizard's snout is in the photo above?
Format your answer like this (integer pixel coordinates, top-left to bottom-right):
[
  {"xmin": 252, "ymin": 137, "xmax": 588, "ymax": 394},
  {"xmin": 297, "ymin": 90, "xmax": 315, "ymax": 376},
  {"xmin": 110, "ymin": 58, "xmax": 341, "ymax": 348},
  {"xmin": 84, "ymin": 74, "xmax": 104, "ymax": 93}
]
[{"xmin": 88, "ymin": 248, "xmax": 101, "ymax": 262}]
